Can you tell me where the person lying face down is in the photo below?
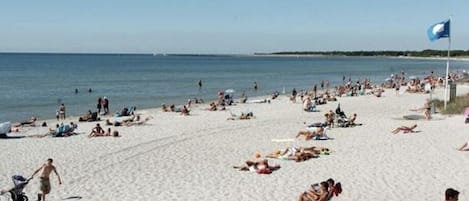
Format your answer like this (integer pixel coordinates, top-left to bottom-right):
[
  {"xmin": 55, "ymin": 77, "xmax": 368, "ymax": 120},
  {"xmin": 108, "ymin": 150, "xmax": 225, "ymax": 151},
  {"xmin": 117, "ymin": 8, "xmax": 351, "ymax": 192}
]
[
  {"xmin": 233, "ymin": 159, "xmax": 280, "ymax": 174},
  {"xmin": 265, "ymin": 146, "xmax": 329, "ymax": 162},
  {"xmin": 296, "ymin": 127, "xmax": 325, "ymax": 140},
  {"xmin": 14, "ymin": 116, "xmax": 38, "ymax": 127}
]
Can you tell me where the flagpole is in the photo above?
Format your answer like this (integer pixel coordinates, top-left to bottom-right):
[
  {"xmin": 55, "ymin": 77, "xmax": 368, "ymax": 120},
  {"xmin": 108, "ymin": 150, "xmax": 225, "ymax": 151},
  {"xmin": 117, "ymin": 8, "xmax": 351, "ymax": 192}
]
[{"xmin": 443, "ymin": 17, "xmax": 451, "ymax": 110}]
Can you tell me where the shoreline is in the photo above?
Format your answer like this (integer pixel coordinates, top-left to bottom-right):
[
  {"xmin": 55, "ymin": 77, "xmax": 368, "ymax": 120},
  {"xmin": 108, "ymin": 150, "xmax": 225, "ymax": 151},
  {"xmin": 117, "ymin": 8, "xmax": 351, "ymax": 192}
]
[{"xmin": 250, "ymin": 53, "xmax": 469, "ymax": 61}]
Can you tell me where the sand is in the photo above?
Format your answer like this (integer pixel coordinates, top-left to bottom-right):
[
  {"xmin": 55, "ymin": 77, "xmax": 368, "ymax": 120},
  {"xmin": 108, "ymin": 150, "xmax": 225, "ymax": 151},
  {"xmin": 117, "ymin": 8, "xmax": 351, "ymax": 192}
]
[{"xmin": 1, "ymin": 85, "xmax": 468, "ymax": 201}]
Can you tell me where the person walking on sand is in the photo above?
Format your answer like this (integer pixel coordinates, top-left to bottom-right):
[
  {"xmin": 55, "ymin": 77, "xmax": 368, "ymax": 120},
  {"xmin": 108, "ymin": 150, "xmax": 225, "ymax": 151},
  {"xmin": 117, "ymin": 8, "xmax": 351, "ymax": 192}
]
[{"xmin": 30, "ymin": 158, "xmax": 62, "ymax": 201}]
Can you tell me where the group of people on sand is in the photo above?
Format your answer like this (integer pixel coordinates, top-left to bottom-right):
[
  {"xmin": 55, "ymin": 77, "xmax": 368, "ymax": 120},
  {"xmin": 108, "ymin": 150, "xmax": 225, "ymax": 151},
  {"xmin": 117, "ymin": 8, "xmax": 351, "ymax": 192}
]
[
  {"xmin": 89, "ymin": 123, "xmax": 119, "ymax": 137},
  {"xmin": 162, "ymin": 104, "xmax": 190, "ymax": 115},
  {"xmin": 291, "ymin": 87, "xmax": 337, "ymax": 105},
  {"xmin": 105, "ymin": 114, "xmax": 152, "ymax": 127},
  {"xmin": 298, "ymin": 178, "xmax": 342, "ymax": 201},
  {"xmin": 227, "ymin": 112, "xmax": 254, "ymax": 120},
  {"xmin": 28, "ymin": 122, "xmax": 78, "ymax": 138}
]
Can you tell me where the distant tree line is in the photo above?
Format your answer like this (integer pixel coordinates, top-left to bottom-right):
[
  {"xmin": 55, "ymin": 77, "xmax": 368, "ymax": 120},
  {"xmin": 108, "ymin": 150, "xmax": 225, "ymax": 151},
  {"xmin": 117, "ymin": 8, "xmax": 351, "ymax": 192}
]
[{"xmin": 265, "ymin": 50, "xmax": 469, "ymax": 57}]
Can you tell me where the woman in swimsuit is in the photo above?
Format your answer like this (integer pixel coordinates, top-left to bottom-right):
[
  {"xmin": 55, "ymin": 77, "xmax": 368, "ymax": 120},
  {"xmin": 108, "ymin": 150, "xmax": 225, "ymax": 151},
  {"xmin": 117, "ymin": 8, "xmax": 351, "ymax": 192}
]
[{"xmin": 424, "ymin": 99, "xmax": 432, "ymax": 120}]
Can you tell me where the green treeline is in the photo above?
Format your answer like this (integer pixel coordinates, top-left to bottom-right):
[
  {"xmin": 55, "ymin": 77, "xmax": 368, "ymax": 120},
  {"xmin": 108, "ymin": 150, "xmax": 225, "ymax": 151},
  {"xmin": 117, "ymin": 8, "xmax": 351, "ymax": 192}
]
[{"xmin": 268, "ymin": 49, "xmax": 469, "ymax": 57}]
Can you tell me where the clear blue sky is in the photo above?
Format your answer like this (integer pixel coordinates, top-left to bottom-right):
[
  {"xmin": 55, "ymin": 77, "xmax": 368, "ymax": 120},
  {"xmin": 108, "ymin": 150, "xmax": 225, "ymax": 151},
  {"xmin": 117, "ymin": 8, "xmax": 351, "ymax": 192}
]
[{"xmin": 0, "ymin": 0, "xmax": 468, "ymax": 54}]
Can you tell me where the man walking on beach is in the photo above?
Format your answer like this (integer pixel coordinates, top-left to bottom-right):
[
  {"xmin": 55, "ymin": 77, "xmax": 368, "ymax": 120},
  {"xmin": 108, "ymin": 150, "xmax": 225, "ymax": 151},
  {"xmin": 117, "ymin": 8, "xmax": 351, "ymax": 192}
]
[{"xmin": 30, "ymin": 158, "xmax": 62, "ymax": 201}]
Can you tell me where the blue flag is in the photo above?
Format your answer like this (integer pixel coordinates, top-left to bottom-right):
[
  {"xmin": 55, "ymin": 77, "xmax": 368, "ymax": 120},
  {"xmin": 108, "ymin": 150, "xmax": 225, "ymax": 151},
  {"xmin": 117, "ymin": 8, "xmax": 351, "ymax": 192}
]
[{"xmin": 427, "ymin": 20, "xmax": 450, "ymax": 41}]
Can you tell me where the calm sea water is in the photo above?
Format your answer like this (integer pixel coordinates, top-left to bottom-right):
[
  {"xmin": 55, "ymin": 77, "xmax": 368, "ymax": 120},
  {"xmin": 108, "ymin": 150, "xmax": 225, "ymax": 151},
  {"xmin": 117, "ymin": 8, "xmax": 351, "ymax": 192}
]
[{"xmin": 1, "ymin": 53, "xmax": 468, "ymax": 122}]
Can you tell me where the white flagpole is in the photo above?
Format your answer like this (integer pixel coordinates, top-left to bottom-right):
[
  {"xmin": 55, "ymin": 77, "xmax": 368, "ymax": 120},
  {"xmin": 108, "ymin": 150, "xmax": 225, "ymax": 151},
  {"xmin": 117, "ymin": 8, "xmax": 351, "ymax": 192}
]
[{"xmin": 443, "ymin": 18, "xmax": 451, "ymax": 110}]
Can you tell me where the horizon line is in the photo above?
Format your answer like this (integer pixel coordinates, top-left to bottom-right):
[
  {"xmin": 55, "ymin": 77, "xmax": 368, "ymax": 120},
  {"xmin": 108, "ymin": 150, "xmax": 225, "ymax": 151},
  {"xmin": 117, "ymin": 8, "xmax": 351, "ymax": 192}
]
[{"xmin": 0, "ymin": 49, "xmax": 468, "ymax": 56}]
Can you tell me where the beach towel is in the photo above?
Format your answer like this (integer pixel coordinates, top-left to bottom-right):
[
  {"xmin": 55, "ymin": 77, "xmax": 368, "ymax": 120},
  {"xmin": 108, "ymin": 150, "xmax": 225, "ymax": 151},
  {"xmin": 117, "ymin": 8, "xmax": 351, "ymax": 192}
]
[
  {"xmin": 313, "ymin": 130, "xmax": 330, "ymax": 140},
  {"xmin": 403, "ymin": 114, "xmax": 424, "ymax": 120},
  {"xmin": 306, "ymin": 126, "xmax": 322, "ymax": 131}
]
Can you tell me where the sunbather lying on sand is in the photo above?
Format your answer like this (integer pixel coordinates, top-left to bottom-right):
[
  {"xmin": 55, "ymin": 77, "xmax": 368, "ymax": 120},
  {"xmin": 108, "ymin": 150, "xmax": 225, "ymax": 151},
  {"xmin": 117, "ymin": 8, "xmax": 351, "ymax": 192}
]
[
  {"xmin": 266, "ymin": 146, "xmax": 330, "ymax": 162},
  {"xmin": 125, "ymin": 116, "xmax": 152, "ymax": 126},
  {"xmin": 458, "ymin": 141, "xmax": 469, "ymax": 151},
  {"xmin": 233, "ymin": 159, "xmax": 280, "ymax": 174},
  {"xmin": 13, "ymin": 116, "xmax": 38, "ymax": 127},
  {"xmin": 298, "ymin": 181, "xmax": 330, "ymax": 201},
  {"xmin": 29, "ymin": 123, "xmax": 77, "ymax": 138},
  {"xmin": 296, "ymin": 127, "xmax": 325, "ymax": 140},
  {"xmin": 392, "ymin": 124, "xmax": 417, "ymax": 134},
  {"xmin": 89, "ymin": 127, "xmax": 119, "ymax": 137},
  {"xmin": 106, "ymin": 115, "xmax": 149, "ymax": 126},
  {"xmin": 227, "ymin": 112, "xmax": 254, "ymax": 120}
]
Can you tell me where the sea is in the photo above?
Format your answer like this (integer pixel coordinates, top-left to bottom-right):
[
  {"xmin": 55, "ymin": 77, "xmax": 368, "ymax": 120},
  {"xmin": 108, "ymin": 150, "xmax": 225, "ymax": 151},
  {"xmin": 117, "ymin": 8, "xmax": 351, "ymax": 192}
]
[{"xmin": 1, "ymin": 53, "xmax": 468, "ymax": 123}]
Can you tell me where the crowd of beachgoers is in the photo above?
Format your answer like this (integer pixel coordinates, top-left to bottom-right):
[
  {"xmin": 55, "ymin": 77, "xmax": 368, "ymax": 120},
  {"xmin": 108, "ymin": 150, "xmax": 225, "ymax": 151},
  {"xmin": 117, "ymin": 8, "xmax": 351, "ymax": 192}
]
[{"xmin": 0, "ymin": 72, "xmax": 467, "ymax": 201}]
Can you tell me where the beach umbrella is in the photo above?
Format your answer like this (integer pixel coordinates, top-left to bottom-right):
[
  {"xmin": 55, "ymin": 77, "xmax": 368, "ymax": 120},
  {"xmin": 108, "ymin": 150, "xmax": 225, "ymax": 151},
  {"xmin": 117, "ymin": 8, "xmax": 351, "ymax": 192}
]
[{"xmin": 385, "ymin": 78, "xmax": 392, "ymax": 82}]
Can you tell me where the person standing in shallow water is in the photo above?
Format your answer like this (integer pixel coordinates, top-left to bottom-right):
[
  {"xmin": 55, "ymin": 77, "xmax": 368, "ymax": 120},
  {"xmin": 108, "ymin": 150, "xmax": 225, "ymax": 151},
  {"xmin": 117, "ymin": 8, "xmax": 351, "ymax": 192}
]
[
  {"xmin": 58, "ymin": 104, "xmax": 66, "ymax": 120},
  {"xmin": 254, "ymin": 81, "xmax": 258, "ymax": 91},
  {"xmin": 97, "ymin": 97, "xmax": 102, "ymax": 114},
  {"xmin": 103, "ymin": 97, "xmax": 109, "ymax": 114},
  {"xmin": 198, "ymin": 80, "xmax": 202, "ymax": 88}
]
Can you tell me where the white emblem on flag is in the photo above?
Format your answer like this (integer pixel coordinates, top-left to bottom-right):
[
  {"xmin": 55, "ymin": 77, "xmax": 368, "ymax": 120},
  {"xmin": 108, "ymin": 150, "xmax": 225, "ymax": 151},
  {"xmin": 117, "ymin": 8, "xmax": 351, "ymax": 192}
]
[{"xmin": 432, "ymin": 23, "xmax": 444, "ymax": 35}]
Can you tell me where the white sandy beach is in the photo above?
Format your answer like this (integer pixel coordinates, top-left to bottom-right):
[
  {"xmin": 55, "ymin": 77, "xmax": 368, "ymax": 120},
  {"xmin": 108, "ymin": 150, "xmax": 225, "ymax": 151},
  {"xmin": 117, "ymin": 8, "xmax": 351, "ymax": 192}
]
[{"xmin": 1, "ymin": 85, "xmax": 468, "ymax": 201}]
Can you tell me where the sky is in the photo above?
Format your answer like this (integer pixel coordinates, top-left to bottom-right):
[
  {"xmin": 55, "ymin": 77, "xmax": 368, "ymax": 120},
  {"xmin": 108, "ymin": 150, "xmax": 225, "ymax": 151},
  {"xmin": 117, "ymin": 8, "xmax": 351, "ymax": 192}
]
[{"xmin": 0, "ymin": 0, "xmax": 468, "ymax": 54}]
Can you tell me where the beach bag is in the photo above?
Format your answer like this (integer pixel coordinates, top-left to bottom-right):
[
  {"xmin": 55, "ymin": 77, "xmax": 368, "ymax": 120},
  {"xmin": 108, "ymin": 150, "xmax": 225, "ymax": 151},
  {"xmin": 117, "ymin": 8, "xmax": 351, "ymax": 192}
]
[{"xmin": 333, "ymin": 182, "xmax": 342, "ymax": 196}]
